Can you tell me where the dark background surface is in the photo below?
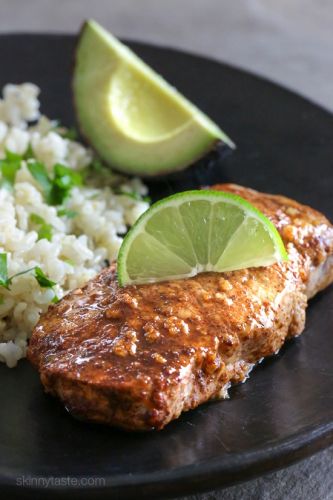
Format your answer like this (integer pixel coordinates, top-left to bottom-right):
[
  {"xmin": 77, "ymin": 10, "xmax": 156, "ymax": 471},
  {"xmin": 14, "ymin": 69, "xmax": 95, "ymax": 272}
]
[{"xmin": 0, "ymin": 35, "xmax": 332, "ymax": 499}]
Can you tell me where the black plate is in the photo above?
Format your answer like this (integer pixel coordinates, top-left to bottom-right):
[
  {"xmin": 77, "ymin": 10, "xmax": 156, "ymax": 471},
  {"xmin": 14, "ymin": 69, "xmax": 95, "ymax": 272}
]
[{"xmin": 0, "ymin": 35, "xmax": 333, "ymax": 500}]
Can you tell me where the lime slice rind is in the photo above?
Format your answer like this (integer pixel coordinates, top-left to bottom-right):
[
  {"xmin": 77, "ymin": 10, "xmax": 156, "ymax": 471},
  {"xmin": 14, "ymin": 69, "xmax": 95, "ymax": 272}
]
[{"xmin": 117, "ymin": 190, "xmax": 288, "ymax": 286}]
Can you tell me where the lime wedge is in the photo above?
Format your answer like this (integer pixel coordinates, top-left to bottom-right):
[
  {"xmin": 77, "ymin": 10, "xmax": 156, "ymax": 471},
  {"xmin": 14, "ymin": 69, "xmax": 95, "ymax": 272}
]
[
  {"xmin": 117, "ymin": 190, "xmax": 288, "ymax": 286},
  {"xmin": 73, "ymin": 20, "xmax": 234, "ymax": 176}
]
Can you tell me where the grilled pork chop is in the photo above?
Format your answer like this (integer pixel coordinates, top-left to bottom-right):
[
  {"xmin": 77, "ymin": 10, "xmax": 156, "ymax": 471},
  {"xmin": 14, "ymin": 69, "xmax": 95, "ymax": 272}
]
[{"xmin": 28, "ymin": 184, "xmax": 333, "ymax": 430}]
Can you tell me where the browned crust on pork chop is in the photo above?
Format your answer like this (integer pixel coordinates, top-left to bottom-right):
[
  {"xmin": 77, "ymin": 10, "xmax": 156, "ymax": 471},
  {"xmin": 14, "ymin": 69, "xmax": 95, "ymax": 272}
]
[{"xmin": 27, "ymin": 184, "xmax": 333, "ymax": 430}]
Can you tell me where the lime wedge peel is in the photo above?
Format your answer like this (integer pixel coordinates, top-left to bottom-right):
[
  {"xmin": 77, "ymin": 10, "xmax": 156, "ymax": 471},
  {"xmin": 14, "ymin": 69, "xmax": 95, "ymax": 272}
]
[
  {"xmin": 73, "ymin": 20, "xmax": 235, "ymax": 176},
  {"xmin": 117, "ymin": 190, "xmax": 288, "ymax": 286}
]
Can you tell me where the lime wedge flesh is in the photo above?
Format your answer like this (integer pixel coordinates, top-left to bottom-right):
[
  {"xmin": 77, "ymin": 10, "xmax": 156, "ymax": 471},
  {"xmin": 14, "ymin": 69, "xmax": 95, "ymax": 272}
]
[
  {"xmin": 117, "ymin": 190, "xmax": 288, "ymax": 286},
  {"xmin": 73, "ymin": 20, "xmax": 235, "ymax": 176}
]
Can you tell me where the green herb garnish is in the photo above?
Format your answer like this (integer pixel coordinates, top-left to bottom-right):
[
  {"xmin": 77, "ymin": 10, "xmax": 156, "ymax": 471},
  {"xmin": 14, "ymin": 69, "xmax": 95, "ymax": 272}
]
[
  {"xmin": 7, "ymin": 267, "xmax": 37, "ymax": 283},
  {"xmin": 23, "ymin": 143, "xmax": 34, "ymax": 160},
  {"xmin": 29, "ymin": 213, "xmax": 45, "ymax": 225},
  {"xmin": 27, "ymin": 161, "xmax": 52, "ymax": 197},
  {"xmin": 27, "ymin": 161, "xmax": 83, "ymax": 206},
  {"xmin": 0, "ymin": 252, "xmax": 57, "ymax": 292},
  {"xmin": 48, "ymin": 163, "xmax": 82, "ymax": 205},
  {"xmin": 29, "ymin": 213, "xmax": 53, "ymax": 241},
  {"xmin": 0, "ymin": 255, "xmax": 34, "ymax": 288},
  {"xmin": 34, "ymin": 266, "xmax": 57, "ymax": 288},
  {"xmin": 37, "ymin": 224, "xmax": 53, "ymax": 241},
  {"xmin": 57, "ymin": 208, "xmax": 78, "ymax": 218},
  {"xmin": 5, "ymin": 150, "xmax": 22, "ymax": 162},
  {"xmin": 0, "ymin": 150, "xmax": 22, "ymax": 189},
  {"xmin": 0, "ymin": 253, "xmax": 9, "ymax": 289}
]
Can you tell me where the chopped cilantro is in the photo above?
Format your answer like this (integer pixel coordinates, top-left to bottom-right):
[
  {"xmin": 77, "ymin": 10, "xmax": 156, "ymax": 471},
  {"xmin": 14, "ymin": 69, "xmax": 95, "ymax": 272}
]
[
  {"xmin": 0, "ymin": 253, "xmax": 9, "ymax": 289},
  {"xmin": 0, "ymin": 253, "xmax": 35, "ymax": 289},
  {"xmin": 54, "ymin": 164, "xmax": 82, "ymax": 187},
  {"xmin": 37, "ymin": 223, "xmax": 53, "ymax": 241},
  {"xmin": 27, "ymin": 161, "xmax": 83, "ymax": 206},
  {"xmin": 29, "ymin": 213, "xmax": 45, "ymax": 225},
  {"xmin": 0, "ymin": 161, "xmax": 21, "ymax": 189},
  {"xmin": 27, "ymin": 161, "xmax": 52, "ymax": 197},
  {"xmin": 47, "ymin": 164, "xmax": 83, "ymax": 205},
  {"xmin": 29, "ymin": 213, "xmax": 53, "ymax": 241},
  {"xmin": 23, "ymin": 143, "xmax": 34, "ymax": 160},
  {"xmin": 8, "ymin": 267, "xmax": 36, "ymax": 283},
  {"xmin": 51, "ymin": 294, "xmax": 60, "ymax": 304},
  {"xmin": 34, "ymin": 267, "xmax": 57, "ymax": 288},
  {"xmin": 57, "ymin": 208, "xmax": 78, "ymax": 219},
  {"xmin": 0, "ymin": 253, "xmax": 57, "ymax": 293},
  {"xmin": 54, "ymin": 164, "xmax": 79, "ymax": 187},
  {"xmin": 0, "ymin": 150, "xmax": 22, "ymax": 189},
  {"xmin": 5, "ymin": 150, "xmax": 22, "ymax": 162}
]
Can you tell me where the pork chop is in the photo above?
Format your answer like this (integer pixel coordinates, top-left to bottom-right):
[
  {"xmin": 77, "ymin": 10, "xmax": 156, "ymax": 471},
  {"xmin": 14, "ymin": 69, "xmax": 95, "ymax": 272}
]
[{"xmin": 27, "ymin": 184, "xmax": 333, "ymax": 430}]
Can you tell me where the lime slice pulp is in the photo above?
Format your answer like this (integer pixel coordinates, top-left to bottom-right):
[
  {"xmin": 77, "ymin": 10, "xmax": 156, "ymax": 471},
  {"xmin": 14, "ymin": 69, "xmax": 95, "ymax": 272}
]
[
  {"xmin": 73, "ymin": 20, "xmax": 235, "ymax": 176},
  {"xmin": 117, "ymin": 190, "xmax": 288, "ymax": 286}
]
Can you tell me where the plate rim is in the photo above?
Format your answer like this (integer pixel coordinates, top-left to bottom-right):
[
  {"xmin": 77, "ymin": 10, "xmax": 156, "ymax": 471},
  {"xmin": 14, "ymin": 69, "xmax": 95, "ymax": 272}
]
[{"xmin": 1, "ymin": 420, "xmax": 332, "ymax": 498}]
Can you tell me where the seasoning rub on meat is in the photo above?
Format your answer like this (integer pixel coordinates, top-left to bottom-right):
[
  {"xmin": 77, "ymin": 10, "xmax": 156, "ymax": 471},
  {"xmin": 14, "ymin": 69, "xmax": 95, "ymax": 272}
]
[{"xmin": 28, "ymin": 184, "xmax": 333, "ymax": 430}]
